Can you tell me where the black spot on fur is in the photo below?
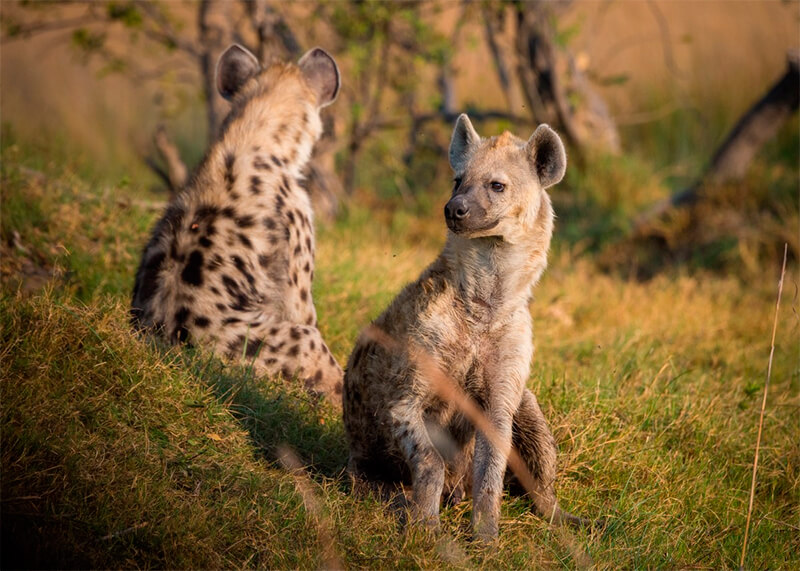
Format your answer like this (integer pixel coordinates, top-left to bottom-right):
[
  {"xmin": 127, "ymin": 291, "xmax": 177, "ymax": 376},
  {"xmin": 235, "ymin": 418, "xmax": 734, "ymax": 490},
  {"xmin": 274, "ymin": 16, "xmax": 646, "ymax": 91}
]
[
  {"xmin": 270, "ymin": 155, "xmax": 282, "ymax": 168},
  {"xmin": 181, "ymin": 250, "xmax": 204, "ymax": 286},
  {"xmin": 136, "ymin": 251, "xmax": 166, "ymax": 304},
  {"xmin": 258, "ymin": 254, "xmax": 272, "ymax": 268},
  {"xmin": 305, "ymin": 237, "xmax": 312, "ymax": 251},
  {"xmin": 221, "ymin": 206, "xmax": 236, "ymax": 219},
  {"xmin": 263, "ymin": 217, "xmax": 277, "ymax": 231},
  {"xmin": 293, "ymin": 245, "xmax": 301, "ymax": 255},
  {"xmin": 269, "ymin": 327, "xmax": 278, "ymax": 336},
  {"xmin": 173, "ymin": 306, "xmax": 191, "ymax": 343},
  {"xmin": 199, "ymin": 236, "xmax": 213, "ymax": 248},
  {"xmin": 288, "ymin": 345, "xmax": 299, "ymax": 357},
  {"xmin": 245, "ymin": 338, "xmax": 263, "ymax": 358},
  {"xmin": 237, "ymin": 233, "xmax": 253, "ymax": 249},
  {"xmin": 253, "ymin": 156, "xmax": 272, "ymax": 171},
  {"xmin": 303, "ymin": 262, "xmax": 311, "ymax": 274},
  {"xmin": 228, "ymin": 335, "xmax": 245, "ymax": 355},
  {"xmin": 300, "ymin": 288, "xmax": 308, "ymax": 302},
  {"xmin": 231, "ymin": 256, "xmax": 254, "ymax": 286},
  {"xmin": 290, "ymin": 327, "xmax": 301, "ymax": 340},
  {"xmin": 194, "ymin": 316, "xmax": 211, "ymax": 328},
  {"xmin": 236, "ymin": 214, "xmax": 255, "ymax": 228},
  {"xmin": 250, "ymin": 175, "xmax": 262, "ymax": 195},
  {"xmin": 223, "ymin": 317, "xmax": 241, "ymax": 325},
  {"xmin": 287, "ymin": 210, "xmax": 295, "ymax": 225},
  {"xmin": 275, "ymin": 194, "xmax": 285, "ymax": 212},
  {"xmin": 224, "ymin": 153, "xmax": 236, "ymax": 192},
  {"xmin": 163, "ymin": 203, "xmax": 185, "ymax": 232}
]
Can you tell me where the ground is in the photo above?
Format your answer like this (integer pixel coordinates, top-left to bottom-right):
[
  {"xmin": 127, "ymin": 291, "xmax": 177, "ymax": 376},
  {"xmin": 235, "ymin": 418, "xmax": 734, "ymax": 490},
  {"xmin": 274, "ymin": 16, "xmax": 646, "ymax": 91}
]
[{"xmin": 1, "ymin": 120, "xmax": 797, "ymax": 568}]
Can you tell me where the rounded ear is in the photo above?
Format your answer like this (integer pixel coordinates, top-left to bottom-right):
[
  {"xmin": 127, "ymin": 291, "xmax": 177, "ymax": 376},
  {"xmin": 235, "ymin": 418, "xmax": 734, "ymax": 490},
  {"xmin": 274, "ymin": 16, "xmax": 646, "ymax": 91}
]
[
  {"xmin": 216, "ymin": 44, "xmax": 260, "ymax": 100},
  {"xmin": 449, "ymin": 114, "xmax": 481, "ymax": 172},
  {"xmin": 298, "ymin": 47, "xmax": 340, "ymax": 108},
  {"xmin": 525, "ymin": 124, "xmax": 566, "ymax": 189}
]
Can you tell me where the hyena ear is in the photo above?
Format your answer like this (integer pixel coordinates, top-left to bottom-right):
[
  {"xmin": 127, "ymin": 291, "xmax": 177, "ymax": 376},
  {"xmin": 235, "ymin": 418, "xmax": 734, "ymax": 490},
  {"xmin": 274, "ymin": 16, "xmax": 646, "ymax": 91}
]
[
  {"xmin": 298, "ymin": 47, "xmax": 340, "ymax": 108},
  {"xmin": 449, "ymin": 113, "xmax": 481, "ymax": 172},
  {"xmin": 525, "ymin": 124, "xmax": 567, "ymax": 189},
  {"xmin": 216, "ymin": 44, "xmax": 260, "ymax": 100}
]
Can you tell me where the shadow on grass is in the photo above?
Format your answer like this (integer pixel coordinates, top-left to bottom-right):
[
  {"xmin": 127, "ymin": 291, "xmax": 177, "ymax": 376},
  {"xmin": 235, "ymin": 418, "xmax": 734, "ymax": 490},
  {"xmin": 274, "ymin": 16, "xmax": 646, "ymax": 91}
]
[{"xmin": 181, "ymin": 350, "xmax": 349, "ymax": 480}]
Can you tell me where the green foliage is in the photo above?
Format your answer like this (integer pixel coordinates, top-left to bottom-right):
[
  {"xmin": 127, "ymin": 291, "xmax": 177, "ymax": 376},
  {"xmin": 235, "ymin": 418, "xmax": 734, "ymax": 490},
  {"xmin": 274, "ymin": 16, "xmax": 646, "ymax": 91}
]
[
  {"xmin": 71, "ymin": 27, "xmax": 106, "ymax": 54},
  {"xmin": 107, "ymin": 2, "xmax": 142, "ymax": 28}
]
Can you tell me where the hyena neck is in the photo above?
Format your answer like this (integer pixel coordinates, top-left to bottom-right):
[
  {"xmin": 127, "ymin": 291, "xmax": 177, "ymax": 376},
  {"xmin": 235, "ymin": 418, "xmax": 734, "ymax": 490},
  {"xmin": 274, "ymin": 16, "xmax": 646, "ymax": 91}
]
[
  {"xmin": 188, "ymin": 89, "xmax": 322, "ymax": 202},
  {"xmin": 443, "ymin": 234, "xmax": 549, "ymax": 314}
]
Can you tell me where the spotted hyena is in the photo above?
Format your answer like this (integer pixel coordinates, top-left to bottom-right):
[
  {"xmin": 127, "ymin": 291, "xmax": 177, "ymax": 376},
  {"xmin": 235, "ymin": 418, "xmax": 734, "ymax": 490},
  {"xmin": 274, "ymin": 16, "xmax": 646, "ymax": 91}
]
[
  {"xmin": 343, "ymin": 114, "xmax": 586, "ymax": 540},
  {"xmin": 131, "ymin": 45, "xmax": 343, "ymax": 405}
]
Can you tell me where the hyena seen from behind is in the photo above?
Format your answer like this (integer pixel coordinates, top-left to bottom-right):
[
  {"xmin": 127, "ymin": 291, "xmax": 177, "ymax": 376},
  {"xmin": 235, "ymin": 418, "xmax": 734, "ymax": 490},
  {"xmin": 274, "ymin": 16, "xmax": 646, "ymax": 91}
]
[
  {"xmin": 343, "ymin": 114, "xmax": 587, "ymax": 540},
  {"xmin": 131, "ymin": 45, "xmax": 343, "ymax": 405}
]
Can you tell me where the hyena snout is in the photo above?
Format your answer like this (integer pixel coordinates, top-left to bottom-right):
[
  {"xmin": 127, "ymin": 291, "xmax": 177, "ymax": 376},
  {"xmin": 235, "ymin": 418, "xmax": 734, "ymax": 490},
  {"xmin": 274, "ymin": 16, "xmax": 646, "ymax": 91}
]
[
  {"xmin": 444, "ymin": 195, "xmax": 470, "ymax": 222},
  {"xmin": 444, "ymin": 194, "xmax": 493, "ymax": 235}
]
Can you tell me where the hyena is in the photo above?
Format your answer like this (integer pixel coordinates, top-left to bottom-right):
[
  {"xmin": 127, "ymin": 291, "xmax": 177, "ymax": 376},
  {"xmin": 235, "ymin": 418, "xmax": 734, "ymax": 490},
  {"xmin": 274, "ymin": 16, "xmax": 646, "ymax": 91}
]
[
  {"xmin": 131, "ymin": 45, "xmax": 343, "ymax": 405},
  {"xmin": 343, "ymin": 114, "xmax": 585, "ymax": 540}
]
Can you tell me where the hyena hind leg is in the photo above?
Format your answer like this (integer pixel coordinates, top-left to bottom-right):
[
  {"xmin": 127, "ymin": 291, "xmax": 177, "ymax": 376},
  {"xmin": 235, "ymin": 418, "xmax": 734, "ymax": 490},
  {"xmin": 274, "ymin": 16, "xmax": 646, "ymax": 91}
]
[
  {"xmin": 220, "ymin": 320, "xmax": 344, "ymax": 406},
  {"xmin": 509, "ymin": 389, "xmax": 594, "ymax": 529}
]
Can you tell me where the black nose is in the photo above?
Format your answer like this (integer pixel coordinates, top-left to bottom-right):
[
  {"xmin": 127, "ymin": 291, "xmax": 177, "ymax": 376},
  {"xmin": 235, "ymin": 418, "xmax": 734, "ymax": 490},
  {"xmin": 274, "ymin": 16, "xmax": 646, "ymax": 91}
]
[{"xmin": 444, "ymin": 196, "xmax": 470, "ymax": 220}]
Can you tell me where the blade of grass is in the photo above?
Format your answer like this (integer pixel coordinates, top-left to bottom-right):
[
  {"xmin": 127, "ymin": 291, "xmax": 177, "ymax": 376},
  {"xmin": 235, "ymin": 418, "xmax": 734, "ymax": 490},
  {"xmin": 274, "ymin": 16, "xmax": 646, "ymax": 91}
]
[{"xmin": 739, "ymin": 243, "xmax": 788, "ymax": 570}]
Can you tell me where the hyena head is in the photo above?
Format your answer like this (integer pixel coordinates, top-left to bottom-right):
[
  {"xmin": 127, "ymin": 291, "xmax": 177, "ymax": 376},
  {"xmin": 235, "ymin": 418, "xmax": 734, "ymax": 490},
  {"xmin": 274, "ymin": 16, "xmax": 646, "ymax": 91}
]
[
  {"xmin": 216, "ymin": 43, "xmax": 340, "ymax": 120},
  {"xmin": 444, "ymin": 114, "xmax": 566, "ymax": 244}
]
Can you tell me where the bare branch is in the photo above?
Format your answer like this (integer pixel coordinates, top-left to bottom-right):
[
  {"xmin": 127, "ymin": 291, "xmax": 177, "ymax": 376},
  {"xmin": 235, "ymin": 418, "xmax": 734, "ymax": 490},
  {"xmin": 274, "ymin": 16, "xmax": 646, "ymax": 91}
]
[
  {"xmin": 634, "ymin": 51, "xmax": 800, "ymax": 231},
  {"xmin": 645, "ymin": 0, "xmax": 686, "ymax": 79},
  {"xmin": 134, "ymin": 1, "xmax": 200, "ymax": 58},
  {"xmin": 153, "ymin": 125, "xmax": 189, "ymax": 194},
  {"xmin": 1, "ymin": 5, "xmax": 100, "ymax": 44}
]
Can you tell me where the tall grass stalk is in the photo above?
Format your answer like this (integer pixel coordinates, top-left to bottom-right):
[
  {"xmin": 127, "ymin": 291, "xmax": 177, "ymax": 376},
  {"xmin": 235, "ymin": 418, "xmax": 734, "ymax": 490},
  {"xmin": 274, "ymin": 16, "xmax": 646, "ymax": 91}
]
[{"xmin": 739, "ymin": 243, "xmax": 788, "ymax": 570}]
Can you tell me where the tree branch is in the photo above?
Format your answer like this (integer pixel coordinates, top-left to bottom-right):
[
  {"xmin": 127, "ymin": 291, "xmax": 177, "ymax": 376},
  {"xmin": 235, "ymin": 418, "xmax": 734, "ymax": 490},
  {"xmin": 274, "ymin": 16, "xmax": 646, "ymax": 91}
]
[{"xmin": 634, "ymin": 51, "xmax": 800, "ymax": 231}]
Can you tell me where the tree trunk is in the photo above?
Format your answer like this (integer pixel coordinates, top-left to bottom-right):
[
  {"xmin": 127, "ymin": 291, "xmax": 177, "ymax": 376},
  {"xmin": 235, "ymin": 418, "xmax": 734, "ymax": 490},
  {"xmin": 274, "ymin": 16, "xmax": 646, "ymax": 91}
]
[
  {"xmin": 635, "ymin": 50, "xmax": 800, "ymax": 230},
  {"xmin": 198, "ymin": 0, "xmax": 233, "ymax": 142},
  {"xmin": 511, "ymin": 0, "xmax": 619, "ymax": 158}
]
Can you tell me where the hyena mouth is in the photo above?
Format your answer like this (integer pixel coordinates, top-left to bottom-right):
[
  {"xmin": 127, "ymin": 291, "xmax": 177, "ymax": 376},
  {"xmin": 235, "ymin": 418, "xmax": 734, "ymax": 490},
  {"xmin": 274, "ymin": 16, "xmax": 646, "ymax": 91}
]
[{"xmin": 446, "ymin": 218, "xmax": 500, "ymax": 235}]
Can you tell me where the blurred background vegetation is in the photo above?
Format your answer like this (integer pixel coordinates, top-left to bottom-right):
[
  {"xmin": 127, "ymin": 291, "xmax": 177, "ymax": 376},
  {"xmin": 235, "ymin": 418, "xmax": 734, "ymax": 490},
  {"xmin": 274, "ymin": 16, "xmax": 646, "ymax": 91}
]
[
  {"xmin": 1, "ymin": 1, "xmax": 798, "ymax": 569},
  {"xmin": 2, "ymin": 0, "xmax": 798, "ymax": 275}
]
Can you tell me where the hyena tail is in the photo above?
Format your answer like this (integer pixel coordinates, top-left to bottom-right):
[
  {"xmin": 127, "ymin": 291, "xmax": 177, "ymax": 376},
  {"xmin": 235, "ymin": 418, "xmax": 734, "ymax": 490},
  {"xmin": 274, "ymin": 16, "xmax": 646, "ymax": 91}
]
[{"xmin": 510, "ymin": 389, "xmax": 597, "ymax": 530}]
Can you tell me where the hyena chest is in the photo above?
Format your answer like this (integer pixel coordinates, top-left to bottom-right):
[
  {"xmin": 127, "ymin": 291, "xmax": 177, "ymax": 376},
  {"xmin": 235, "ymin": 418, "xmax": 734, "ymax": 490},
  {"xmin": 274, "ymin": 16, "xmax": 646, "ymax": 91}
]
[{"xmin": 131, "ymin": 170, "xmax": 316, "ymax": 343}]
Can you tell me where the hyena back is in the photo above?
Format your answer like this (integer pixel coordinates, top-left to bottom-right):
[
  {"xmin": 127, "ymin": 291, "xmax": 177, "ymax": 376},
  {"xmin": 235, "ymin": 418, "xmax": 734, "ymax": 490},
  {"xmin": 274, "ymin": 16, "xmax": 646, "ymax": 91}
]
[
  {"xmin": 343, "ymin": 114, "xmax": 586, "ymax": 540},
  {"xmin": 131, "ymin": 45, "xmax": 343, "ymax": 405}
]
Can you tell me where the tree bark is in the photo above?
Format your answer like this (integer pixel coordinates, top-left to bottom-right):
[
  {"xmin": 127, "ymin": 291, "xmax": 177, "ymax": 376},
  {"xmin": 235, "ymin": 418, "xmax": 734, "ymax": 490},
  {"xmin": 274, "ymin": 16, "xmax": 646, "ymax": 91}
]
[{"xmin": 635, "ymin": 51, "xmax": 800, "ymax": 231}]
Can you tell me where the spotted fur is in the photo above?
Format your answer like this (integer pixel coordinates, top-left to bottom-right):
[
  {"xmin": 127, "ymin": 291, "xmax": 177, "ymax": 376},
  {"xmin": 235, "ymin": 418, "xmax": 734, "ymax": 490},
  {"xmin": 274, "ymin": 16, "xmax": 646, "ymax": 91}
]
[
  {"xmin": 131, "ymin": 45, "xmax": 343, "ymax": 405},
  {"xmin": 343, "ymin": 114, "xmax": 584, "ymax": 540}
]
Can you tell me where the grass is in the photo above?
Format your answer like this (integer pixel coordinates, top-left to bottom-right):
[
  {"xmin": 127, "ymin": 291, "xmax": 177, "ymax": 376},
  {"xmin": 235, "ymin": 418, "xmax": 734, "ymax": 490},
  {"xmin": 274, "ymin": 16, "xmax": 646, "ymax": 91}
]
[{"xmin": 1, "ymin": 118, "xmax": 799, "ymax": 570}]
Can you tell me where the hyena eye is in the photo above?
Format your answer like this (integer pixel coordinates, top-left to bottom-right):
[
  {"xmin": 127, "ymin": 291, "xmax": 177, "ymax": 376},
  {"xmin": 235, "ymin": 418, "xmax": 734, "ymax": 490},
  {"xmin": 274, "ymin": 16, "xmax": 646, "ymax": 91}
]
[
  {"xmin": 453, "ymin": 177, "xmax": 462, "ymax": 191},
  {"xmin": 490, "ymin": 181, "xmax": 505, "ymax": 192}
]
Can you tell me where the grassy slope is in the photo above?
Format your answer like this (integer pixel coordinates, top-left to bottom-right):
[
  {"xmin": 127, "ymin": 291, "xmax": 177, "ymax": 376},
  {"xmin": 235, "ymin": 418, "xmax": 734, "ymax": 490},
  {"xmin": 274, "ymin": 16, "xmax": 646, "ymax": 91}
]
[{"xmin": 1, "ymin": 129, "xmax": 798, "ymax": 569}]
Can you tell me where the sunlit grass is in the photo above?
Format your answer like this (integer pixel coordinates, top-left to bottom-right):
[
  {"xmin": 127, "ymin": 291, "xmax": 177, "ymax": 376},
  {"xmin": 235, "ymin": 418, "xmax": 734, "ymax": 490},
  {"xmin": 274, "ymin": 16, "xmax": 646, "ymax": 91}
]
[{"xmin": 1, "ymin": 122, "xmax": 798, "ymax": 568}]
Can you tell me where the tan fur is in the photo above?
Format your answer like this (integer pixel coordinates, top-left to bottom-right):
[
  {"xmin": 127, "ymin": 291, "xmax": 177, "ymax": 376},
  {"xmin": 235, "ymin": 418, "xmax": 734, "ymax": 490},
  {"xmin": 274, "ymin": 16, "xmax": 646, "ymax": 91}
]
[
  {"xmin": 343, "ymin": 115, "xmax": 579, "ymax": 540},
  {"xmin": 131, "ymin": 48, "xmax": 343, "ymax": 406}
]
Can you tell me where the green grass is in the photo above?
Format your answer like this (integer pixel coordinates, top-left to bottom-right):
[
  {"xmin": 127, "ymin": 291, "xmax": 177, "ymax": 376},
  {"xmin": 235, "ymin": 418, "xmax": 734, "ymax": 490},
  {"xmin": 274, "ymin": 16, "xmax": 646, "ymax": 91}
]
[{"xmin": 1, "ymin": 126, "xmax": 798, "ymax": 569}]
